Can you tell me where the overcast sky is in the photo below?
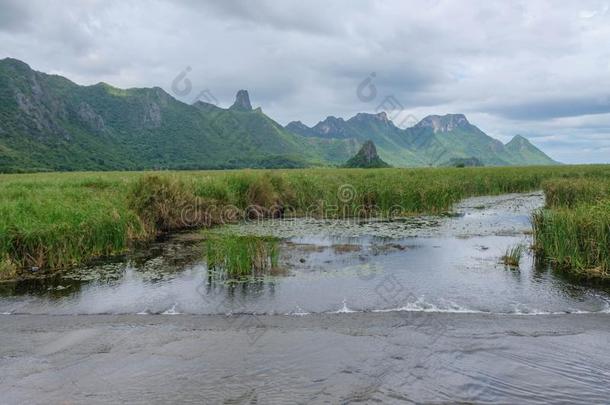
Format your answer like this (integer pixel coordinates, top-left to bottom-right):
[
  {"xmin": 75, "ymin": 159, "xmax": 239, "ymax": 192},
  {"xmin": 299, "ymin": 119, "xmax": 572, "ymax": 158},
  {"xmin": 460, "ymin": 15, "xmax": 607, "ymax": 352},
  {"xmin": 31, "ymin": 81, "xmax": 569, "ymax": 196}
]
[{"xmin": 1, "ymin": 0, "xmax": 610, "ymax": 163}]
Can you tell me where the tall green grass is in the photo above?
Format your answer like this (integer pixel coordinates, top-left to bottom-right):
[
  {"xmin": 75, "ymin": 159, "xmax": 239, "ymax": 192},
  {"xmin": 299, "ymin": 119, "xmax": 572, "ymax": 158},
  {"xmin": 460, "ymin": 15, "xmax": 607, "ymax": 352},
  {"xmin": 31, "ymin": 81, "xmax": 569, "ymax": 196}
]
[
  {"xmin": 205, "ymin": 234, "xmax": 279, "ymax": 280},
  {"xmin": 531, "ymin": 176, "xmax": 610, "ymax": 280},
  {"xmin": 1, "ymin": 165, "xmax": 610, "ymax": 278},
  {"xmin": 542, "ymin": 178, "xmax": 610, "ymax": 208},
  {"xmin": 533, "ymin": 200, "xmax": 610, "ymax": 280}
]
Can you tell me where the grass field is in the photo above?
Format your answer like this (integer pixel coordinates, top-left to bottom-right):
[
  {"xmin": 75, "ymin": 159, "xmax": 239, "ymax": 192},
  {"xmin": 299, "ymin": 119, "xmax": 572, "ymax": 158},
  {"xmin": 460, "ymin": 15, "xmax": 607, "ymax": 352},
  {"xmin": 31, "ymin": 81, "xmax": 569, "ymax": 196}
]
[{"xmin": 1, "ymin": 165, "xmax": 609, "ymax": 281}]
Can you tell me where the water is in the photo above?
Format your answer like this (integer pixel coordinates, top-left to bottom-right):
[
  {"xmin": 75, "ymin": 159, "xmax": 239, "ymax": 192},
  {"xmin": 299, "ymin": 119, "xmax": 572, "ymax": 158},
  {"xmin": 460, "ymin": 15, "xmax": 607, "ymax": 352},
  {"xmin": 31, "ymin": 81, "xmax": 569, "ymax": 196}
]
[
  {"xmin": 1, "ymin": 192, "xmax": 609, "ymax": 316},
  {"xmin": 2, "ymin": 192, "xmax": 610, "ymax": 404}
]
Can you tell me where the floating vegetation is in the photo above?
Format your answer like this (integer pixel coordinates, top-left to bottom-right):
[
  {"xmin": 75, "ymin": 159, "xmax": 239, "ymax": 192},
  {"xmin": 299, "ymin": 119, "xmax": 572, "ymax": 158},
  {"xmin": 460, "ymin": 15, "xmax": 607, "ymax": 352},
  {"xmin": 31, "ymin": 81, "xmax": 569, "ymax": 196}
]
[
  {"xmin": 205, "ymin": 234, "xmax": 280, "ymax": 280},
  {"xmin": 502, "ymin": 244, "xmax": 526, "ymax": 267}
]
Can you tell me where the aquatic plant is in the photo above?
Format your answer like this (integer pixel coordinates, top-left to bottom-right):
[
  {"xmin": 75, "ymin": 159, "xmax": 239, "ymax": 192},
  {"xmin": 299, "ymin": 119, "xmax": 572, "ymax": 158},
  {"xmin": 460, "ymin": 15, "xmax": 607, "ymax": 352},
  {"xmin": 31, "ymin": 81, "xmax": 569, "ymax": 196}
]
[
  {"xmin": 502, "ymin": 244, "xmax": 526, "ymax": 267},
  {"xmin": 532, "ymin": 202, "xmax": 610, "ymax": 280},
  {"xmin": 205, "ymin": 234, "xmax": 279, "ymax": 279}
]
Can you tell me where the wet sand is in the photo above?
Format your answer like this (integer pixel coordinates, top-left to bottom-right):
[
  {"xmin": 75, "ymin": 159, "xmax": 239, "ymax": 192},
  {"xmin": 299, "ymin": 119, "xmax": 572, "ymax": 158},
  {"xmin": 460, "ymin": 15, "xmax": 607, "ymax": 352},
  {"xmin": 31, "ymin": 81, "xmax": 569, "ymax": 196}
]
[{"xmin": 1, "ymin": 312, "xmax": 609, "ymax": 404}]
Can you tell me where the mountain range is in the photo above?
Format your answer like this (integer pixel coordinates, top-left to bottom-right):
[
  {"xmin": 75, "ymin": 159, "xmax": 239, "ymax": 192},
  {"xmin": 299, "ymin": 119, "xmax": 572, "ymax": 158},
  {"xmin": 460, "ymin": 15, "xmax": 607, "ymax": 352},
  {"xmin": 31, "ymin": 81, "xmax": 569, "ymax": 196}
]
[{"xmin": 0, "ymin": 58, "xmax": 557, "ymax": 173}]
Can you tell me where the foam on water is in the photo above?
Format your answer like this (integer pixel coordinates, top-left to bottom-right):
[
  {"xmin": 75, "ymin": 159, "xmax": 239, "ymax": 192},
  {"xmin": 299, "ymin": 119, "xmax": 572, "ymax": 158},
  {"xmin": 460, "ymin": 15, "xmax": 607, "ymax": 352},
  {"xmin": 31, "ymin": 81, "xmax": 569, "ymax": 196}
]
[
  {"xmin": 160, "ymin": 304, "xmax": 181, "ymax": 315},
  {"xmin": 333, "ymin": 299, "xmax": 357, "ymax": 313}
]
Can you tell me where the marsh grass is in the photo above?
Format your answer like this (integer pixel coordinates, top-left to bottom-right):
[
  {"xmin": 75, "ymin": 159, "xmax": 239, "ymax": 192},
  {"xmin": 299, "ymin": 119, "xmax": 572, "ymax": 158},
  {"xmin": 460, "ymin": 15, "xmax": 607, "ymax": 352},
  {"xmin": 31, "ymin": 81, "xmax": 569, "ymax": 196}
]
[
  {"xmin": 127, "ymin": 174, "xmax": 216, "ymax": 232},
  {"xmin": 502, "ymin": 244, "xmax": 526, "ymax": 267},
  {"xmin": 205, "ymin": 234, "xmax": 279, "ymax": 280},
  {"xmin": 532, "ymin": 202, "xmax": 610, "ymax": 279},
  {"xmin": 0, "ymin": 255, "xmax": 17, "ymax": 280},
  {"xmin": 543, "ymin": 178, "xmax": 610, "ymax": 208},
  {"xmin": 2, "ymin": 165, "xmax": 610, "ymax": 278}
]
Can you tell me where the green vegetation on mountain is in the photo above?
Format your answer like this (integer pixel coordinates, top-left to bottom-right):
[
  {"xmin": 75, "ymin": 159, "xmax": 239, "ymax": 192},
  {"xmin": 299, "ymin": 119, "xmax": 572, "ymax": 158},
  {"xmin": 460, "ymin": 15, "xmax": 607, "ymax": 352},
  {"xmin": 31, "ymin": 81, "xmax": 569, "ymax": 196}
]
[
  {"xmin": 504, "ymin": 135, "xmax": 558, "ymax": 165},
  {"xmin": 287, "ymin": 113, "xmax": 557, "ymax": 167},
  {"xmin": 287, "ymin": 112, "xmax": 427, "ymax": 166},
  {"xmin": 0, "ymin": 58, "xmax": 357, "ymax": 172},
  {"xmin": 0, "ymin": 58, "xmax": 557, "ymax": 173}
]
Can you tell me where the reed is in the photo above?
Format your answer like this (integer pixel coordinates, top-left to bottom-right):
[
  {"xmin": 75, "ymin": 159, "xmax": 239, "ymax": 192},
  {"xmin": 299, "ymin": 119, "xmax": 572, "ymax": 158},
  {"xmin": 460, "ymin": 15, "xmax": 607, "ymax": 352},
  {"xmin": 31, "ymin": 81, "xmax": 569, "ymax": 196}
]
[
  {"xmin": 542, "ymin": 178, "xmax": 610, "ymax": 208},
  {"xmin": 532, "ymin": 201, "xmax": 610, "ymax": 280},
  {"xmin": 501, "ymin": 244, "xmax": 526, "ymax": 267},
  {"xmin": 205, "ymin": 234, "xmax": 279, "ymax": 280},
  {"xmin": 1, "ymin": 165, "xmax": 610, "ymax": 278}
]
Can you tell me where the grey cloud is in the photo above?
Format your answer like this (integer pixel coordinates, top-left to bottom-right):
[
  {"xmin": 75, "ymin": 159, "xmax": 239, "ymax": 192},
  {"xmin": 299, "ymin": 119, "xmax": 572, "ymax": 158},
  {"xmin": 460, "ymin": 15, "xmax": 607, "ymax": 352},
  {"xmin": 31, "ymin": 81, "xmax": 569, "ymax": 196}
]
[
  {"xmin": 0, "ymin": 0, "xmax": 609, "ymax": 162},
  {"xmin": 0, "ymin": 0, "xmax": 31, "ymax": 32},
  {"xmin": 179, "ymin": 0, "xmax": 369, "ymax": 36},
  {"xmin": 487, "ymin": 96, "xmax": 610, "ymax": 120}
]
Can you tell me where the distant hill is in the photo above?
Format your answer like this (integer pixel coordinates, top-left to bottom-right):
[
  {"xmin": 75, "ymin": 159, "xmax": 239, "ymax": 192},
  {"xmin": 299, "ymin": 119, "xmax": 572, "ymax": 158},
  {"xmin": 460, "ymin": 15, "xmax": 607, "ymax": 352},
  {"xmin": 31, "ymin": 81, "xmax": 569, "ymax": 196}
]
[
  {"xmin": 0, "ymin": 58, "xmax": 557, "ymax": 172},
  {"xmin": 343, "ymin": 140, "xmax": 390, "ymax": 168},
  {"xmin": 288, "ymin": 113, "xmax": 557, "ymax": 167},
  {"xmin": 504, "ymin": 134, "xmax": 557, "ymax": 165},
  {"xmin": 286, "ymin": 112, "xmax": 426, "ymax": 166}
]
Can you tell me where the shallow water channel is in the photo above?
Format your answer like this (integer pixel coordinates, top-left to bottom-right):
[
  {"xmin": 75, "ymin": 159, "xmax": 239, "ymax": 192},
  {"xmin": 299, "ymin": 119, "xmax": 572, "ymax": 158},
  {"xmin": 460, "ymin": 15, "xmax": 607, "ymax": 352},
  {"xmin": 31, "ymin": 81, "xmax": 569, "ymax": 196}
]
[{"xmin": 1, "ymin": 192, "xmax": 609, "ymax": 315}]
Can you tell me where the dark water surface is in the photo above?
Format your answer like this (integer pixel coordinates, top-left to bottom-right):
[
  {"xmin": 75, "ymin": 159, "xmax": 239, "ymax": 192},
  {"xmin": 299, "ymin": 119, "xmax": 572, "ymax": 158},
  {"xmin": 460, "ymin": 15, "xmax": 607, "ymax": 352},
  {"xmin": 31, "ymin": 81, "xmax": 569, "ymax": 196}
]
[{"xmin": 1, "ymin": 192, "xmax": 610, "ymax": 404}]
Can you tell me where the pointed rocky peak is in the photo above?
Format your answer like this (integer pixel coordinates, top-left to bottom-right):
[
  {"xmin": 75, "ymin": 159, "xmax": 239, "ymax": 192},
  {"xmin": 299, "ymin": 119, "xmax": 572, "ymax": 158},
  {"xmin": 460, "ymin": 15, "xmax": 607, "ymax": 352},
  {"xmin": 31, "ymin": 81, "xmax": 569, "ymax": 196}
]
[
  {"xmin": 414, "ymin": 114, "xmax": 471, "ymax": 133},
  {"xmin": 360, "ymin": 140, "xmax": 378, "ymax": 159},
  {"xmin": 344, "ymin": 140, "xmax": 390, "ymax": 168},
  {"xmin": 230, "ymin": 89, "xmax": 252, "ymax": 111}
]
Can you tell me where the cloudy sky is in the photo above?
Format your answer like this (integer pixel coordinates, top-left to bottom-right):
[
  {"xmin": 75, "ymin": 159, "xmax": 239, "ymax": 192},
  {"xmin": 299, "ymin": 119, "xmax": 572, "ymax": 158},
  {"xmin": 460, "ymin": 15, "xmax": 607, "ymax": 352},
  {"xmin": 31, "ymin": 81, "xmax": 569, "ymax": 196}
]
[{"xmin": 1, "ymin": 0, "xmax": 610, "ymax": 163}]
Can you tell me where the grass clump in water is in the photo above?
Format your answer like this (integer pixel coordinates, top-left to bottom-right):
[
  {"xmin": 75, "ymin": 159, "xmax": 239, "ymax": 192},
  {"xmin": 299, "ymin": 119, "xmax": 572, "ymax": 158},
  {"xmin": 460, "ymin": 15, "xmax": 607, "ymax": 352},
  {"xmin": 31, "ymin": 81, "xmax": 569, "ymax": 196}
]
[
  {"xmin": 502, "ymin": 244, "xmax": 526, "ymax": 267},
  {"xmin": 533, "ymin": 202, "xmax": 610, "ymax": 280},
  {"xmin": 205, "ymin": 234, "xmax": 279, "ymax": 280}
]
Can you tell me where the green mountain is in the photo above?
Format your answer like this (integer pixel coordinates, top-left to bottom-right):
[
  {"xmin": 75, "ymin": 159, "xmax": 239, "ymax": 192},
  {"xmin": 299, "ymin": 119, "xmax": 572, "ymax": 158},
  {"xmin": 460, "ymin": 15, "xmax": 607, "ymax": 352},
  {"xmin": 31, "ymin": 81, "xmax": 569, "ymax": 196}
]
[
  {"xmin": 0, "ymin": 58, "xmax": 557, "ymax": 173},
  {"xmin": 288, "ymin": 113, "xmax": 557, "ymax": 167},
  {"xmin": 343, "ymin": 140, "xmax": 390, "ymax": 168},
  {"xmin": 286, "ymin": 112, "xmax": 427, "ymax": 166},
  {"xmin": 0, "ymin": 58, "xmax": 357, "ymax": 172},
  {"xmin": 504, "ymin": 134, "xmax": 557, "ymax": 165}
]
